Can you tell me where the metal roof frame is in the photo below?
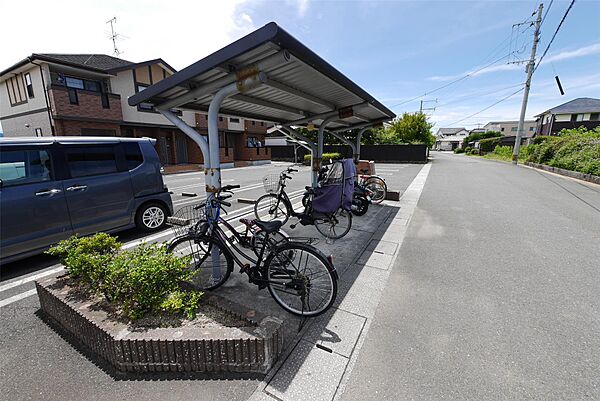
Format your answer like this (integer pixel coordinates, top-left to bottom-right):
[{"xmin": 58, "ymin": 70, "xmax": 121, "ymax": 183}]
[{"xmin": 128, "ymin": 21, "xmax": 394, "ymax": 191}]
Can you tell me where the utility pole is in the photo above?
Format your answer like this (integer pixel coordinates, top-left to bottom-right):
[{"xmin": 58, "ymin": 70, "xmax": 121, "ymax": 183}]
[
  {"xmin": 419, "ymin": 99, "xmax": 437, "ymax": 115},
  {"xmin": 513, "ymin": 3, "xmax": 543, "ymax": 164}
]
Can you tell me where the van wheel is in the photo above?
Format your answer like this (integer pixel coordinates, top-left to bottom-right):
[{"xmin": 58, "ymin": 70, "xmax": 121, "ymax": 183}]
[{"xmin": 136, "ymin": 202, "xmax": 167, "ymax": 232}]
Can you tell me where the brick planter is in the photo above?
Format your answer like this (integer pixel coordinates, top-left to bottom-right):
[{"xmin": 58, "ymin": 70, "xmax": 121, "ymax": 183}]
[{"xmin": 36, "ymin": 274, "xmax": 283, "ymax": 374}]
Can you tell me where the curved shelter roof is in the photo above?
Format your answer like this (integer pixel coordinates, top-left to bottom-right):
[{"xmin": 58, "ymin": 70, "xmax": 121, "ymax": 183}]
[{"xmin": 128, "ymin": 22, "xmax": 394, "ymax": 130}]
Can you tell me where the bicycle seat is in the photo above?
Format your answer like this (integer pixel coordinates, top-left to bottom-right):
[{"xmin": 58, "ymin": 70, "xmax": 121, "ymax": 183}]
[{"xmin": 254, "ymin": 220, "xmax": 283, "ymax": 234}]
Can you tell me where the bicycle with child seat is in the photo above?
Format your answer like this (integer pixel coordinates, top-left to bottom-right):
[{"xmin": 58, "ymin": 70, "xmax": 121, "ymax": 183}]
[
  {"xmin": 167, "ymin": 184, "xmax": 338, "ymax": 317},
  {"xmin": 253, "ymin": 168, "xmax": 353, "ymax": 240}
]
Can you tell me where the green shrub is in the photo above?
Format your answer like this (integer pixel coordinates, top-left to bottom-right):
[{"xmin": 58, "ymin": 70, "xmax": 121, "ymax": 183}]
[
  {"xmin": 303, "ymin": 154, "xmax": 311, "ymax": 163},
  {"xmin": 533, "ymin": 136, "xmax": 550, "ymax": 145},
  {"xmin": 462, "ymin": 131, "xmax": 502, "ymax": 147},
  {"xmin": 46, "ymin": 233, "xmax": 120, "ymax": 287},
  {"xmin": 47, "ymin": 234, "xmax": 203, "ymax": 321},
  {"xmin": 479, "ymin": 137, "xmax": 501, "ymax": 153},
  {"xmin": 492, "ymin": 145, "xmax": 513, "ymax": 159},
  {"xmin": 303, "ymin": 152, "xmax": 342, "ymax": 164},
  {"xmin": 526, "ymin": 128, "xmax": 600, "ymax": 176},
  {"xmin": 464, "ymin": 146, "xmax": 473, "ymax": 153},
  {"xmin": 454, "ymin": 147, "xmax": 465, "ymax": 154}
]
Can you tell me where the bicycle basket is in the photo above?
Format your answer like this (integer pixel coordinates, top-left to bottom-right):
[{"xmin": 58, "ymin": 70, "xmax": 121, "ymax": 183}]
[
  {"xmin": 263, "ymin": 174, "xmax": 281, "ymax": 194},
  {"xmin": 167, "ymin": 203, "xmax": 206, "ymax": 238}
]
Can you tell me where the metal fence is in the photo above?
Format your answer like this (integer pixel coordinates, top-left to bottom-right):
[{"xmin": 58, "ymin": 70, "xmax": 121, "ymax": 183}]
[{"xmin": 270, "ymin": 144, "xmax": 428, "ymax": 163}]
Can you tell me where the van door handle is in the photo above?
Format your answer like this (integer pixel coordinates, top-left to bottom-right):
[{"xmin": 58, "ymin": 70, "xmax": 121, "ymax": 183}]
[
  {"xmin": 66, "ymin": 185, "xmax": 88, "ymax": 192},
  {"xmin": 35, "ymin": 189, "xmax": 63, "ymax": 196}
]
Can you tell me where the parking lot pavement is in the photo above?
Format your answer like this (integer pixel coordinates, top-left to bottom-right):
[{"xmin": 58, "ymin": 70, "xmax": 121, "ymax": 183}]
[{"xmin": 0, "ymin": 161, "xmax": 423, "ymax": 401}]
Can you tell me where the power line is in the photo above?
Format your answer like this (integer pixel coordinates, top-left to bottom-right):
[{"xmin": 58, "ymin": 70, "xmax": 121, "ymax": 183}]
[
  {"xmin": 389, "ymin": 53, "xmax": 512, "ymax": 110},
  {"xmin": 534, "ymin": 0, "xmax": 576, "ymax": 72},
  {"xmin": 436, "ymin": 82, "xmax": 525, "ymax": 109},
  {"xmin": 541, "ymin": 0, "xmax": 554, "ymax": 26},
  {"xmin": 447, "ymin": 87, "xmax": 524, "ymax": 126}
]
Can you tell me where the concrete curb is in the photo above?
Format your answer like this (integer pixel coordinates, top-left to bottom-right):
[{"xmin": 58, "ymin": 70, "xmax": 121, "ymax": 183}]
[
  {"xmin": 525, "ymin": 162, "xmax": 600, "ymax": 185},
  {"xmin": 36, "ymin": 274, "xmax": 283, "ymax": 374}
]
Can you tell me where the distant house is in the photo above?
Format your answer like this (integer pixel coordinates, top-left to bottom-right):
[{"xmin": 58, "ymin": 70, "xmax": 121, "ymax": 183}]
[
  {"xmin": 535, "ymin": 97, "xmax": 600, "ymax": 136},
  {"xmin": 483, "ymin": 120, "xmax": 536, "ymax": 137},
  {"xmin": 433, "ymin": 127, "xmax": 469, "ymax": 150}
]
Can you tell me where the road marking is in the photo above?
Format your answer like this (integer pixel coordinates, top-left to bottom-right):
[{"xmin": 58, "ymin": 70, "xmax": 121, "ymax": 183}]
[
  {"xmin": 0, "ymin": 266, "xmax": 64, "ymax": 293},
  {"xmin": 0, "ymin": 289, "xmax": 38, "ymax": 308},
  {"xmin": 0, "ymin": 189, "xmax": 306, "ymax": 307}
]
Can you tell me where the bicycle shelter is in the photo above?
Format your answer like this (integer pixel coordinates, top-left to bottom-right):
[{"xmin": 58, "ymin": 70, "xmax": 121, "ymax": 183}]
[{"xmin": 129, "ymin": 21, "xmax": 395, "ymax": 195}]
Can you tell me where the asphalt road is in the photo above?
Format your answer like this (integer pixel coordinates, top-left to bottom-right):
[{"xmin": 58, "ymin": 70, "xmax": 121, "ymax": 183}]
[
  {"xmin": 340, "ymin": 153, "xmax": 600, "ymax": 400},
  {"xmin": 0, "ymin": 161, "xmax": 417, "ymax": 401}
]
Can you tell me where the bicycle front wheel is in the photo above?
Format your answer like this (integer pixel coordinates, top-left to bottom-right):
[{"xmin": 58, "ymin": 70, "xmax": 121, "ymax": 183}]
[
  {"xmin": 254, "ymin": 193, "xmax": 290, "ymax": 224},
  {"xmin": 265, "ymin": 242, "xmax": 337, "ymax": 317},
  {"xmin": 168, "ymin": 235, "xmax": 233, "ymax": 290},
  {"xmin": 314, "ymin": 208, "xmax": 352, "ymax": 239},
  {"xmin": 365, "ymin": 177, "xmax": 387, "ymax": 204}
]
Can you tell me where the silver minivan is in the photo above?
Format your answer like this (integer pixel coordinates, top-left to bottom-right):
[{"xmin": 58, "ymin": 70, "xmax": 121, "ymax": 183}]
[{"xmin": 0, "ymin": 137, "xmax": 173, "ymax": 264}]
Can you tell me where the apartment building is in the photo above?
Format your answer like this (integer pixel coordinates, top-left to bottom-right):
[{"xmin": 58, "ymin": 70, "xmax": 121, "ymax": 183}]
[
  {"xmin": 0, "ymin": 53, "xmax": 270, "ymax": 168},
  {"xmin": 482, "ymin": 120, "xmax": 537, "ymax": 136}
]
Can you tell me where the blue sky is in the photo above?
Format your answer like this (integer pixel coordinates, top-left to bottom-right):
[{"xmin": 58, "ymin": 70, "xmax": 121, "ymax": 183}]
[{"xmin": 1, "ymin": 0, "xmax": 599, "ymax": 131}]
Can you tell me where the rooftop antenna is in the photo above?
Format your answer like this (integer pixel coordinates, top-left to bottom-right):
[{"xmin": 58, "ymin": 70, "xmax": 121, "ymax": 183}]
[{"xmin": 106, "ymin": 17, "xmax": 121, "ymax": 57}]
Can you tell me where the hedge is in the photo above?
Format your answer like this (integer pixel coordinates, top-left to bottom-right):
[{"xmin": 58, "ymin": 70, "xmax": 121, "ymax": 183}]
[
  {"xmin": 479, "ymin": 137, "xmax": 501, "ymax": 153},
  {"xmin": 303, "ymin": 152, "xmax": 342, "ymax": 163}
]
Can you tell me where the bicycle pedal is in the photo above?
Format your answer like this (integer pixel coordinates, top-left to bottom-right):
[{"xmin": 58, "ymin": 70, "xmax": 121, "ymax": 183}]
[{"xmin": 240, "ymin": 263, "xmax": 251, "ymax": 274}]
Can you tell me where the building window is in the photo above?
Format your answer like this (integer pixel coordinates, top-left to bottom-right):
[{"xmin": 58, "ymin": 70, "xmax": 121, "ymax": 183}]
[
  {"xmin": 84, "ymin": 80, "xmax": 100, "ymax": 92},
  {"xmin": 260, "ymin": 122, "xmax": 264, "ymax": 126},
  {"xmin": 6, "ymin": 74, "xmax": 28, "ymax": 106},
  {"xmin": 590, "ymin": 113, "xmax": 599, "ymax": 121},
  {"xmin": 68, "ymin": 88, "xmax": 78, "ymax": 105},
  {"xmin": 247, "ymin": 136, "xmax": 262, "ymax": 148},
  {"xmin": 229, "ymin": 117, "xmax": 240, "ymax": 123},
  {"xmin": 511, "ymin": 127, "xmax": 518, "ymax": 132},
  {"xmin": 35, "ymin": 128, "xmax": 43, "ymax": 137},
  {"xmin": 501, "ymin": 127, "xmax": 505, "ymax": 131},
  {"xmin": 136, "ymin": 84, "xmax": 154, "ymax": 110},
  {"xmin": 252, "ymin": 121, "xmax": 255, "ymax": 126},
  {"xmin": 219, "ymin": 117, "xmax": 223, "ymax": 122},
  {"xmin": 576, "ymin": 114, "xmax": 585, "ymax": 122},
  {"xmin": 529, "ymin": 127, "xmax": 535, "ymax": 131},
  {"xmin": 24, "ymin": 73, "xmax": 34, "ymax": 98},
  {"xmin": 101, "ymin": 93, "xmax": 110, "ymax": 109},
  {"xmin": 65, "ymin": 77, "xmax": 85, "ymax": 89}
]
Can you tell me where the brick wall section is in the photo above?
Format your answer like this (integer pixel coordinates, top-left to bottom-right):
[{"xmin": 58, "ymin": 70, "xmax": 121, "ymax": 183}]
[
  {"xmin": 54, "ymin": 119, "xmax": 121, "ymax": 136},
  {"xmin": 244, "ymin": 120, "xmax": 268, "ymax": 133},
  {"xmin": 194, "ymin": 113, "xmax": 228, "ymax": 130},
  {"xmin": 50, "ymin": 87, "xmax": 122, "ymax": 121},
  {"xmin": 235, "ymin": 132, "xmax": 271, "ymax": 161}
]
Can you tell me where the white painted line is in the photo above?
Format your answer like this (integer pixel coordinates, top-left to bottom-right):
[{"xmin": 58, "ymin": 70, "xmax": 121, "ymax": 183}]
[
  {"xmin": 0, "ymin": 189, "xmax": 307, "ymax": 307},
  {"xmin": 0, "ymin": 289, "xmax": 38, "ymax": 308},
  {"xmin": 0, "ymin": 266, "xmax": 64, "ymax": 293}
]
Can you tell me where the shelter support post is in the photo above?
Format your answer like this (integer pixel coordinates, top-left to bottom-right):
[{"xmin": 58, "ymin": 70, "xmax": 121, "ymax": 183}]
[
  {"xmin": 158, "ymin": 109, "xmax": 211, "ymax": 170},
  {"xmin": 317, "ymin": 115, "xmax": 338, "ymax": 187},
  {"xmin": 355, "ymin": 127, "xmax": 369, "ymax": 163},
  {"xmin": 327, "ymin": 130, "xmax": 357, "ymax": 162},
  {"xmin": 277, "ymin": 125, "xmax": 319, "ymax": 186}
]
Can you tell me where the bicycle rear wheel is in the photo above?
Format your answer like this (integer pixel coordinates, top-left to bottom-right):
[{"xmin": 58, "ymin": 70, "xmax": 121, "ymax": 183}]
[
  {"xmin": 167, "ymin": 235, "xmax": 233, "ymax": 290},
  {"xmin": 314, "ymin": 208, "xmax": 352, "ymax": 239},
  {"xmin": 365, "ymin": 177, "xmax": 387, "ymax": 204},
  {"xmin": 265, "ymin": 242, "xmax": 337, "ymax": 317},
  {"xmin": 254, "ymin": 194, "xmax": 290, "ymax": 224}
]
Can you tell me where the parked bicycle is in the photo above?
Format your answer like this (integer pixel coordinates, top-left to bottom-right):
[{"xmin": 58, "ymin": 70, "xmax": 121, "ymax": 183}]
[
  {"xmin": 357, "ymin": 168, "xmax": 387, "ymax": 204},
  {"xmin": 168, "ymin": 185, "xmax": 338, "ymax": 317},
  {"xmin": 254, "ymin": 166, "xmax": 353, "ymax": 240}
]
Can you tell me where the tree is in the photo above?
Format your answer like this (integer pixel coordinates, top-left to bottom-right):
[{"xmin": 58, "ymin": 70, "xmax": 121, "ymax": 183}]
[
  {"xmin": 462, "ymin": 131, "xmax": 502, "ymax": 147},
  {"xmin": 375, "ymin": 112, "xmax": 435, "ymax": 147}
]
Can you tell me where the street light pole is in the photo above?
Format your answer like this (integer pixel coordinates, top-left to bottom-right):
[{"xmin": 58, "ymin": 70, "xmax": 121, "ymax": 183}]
[{"xmin": 513, "ymin": 3, "xmax": 543, "ymax": 164}]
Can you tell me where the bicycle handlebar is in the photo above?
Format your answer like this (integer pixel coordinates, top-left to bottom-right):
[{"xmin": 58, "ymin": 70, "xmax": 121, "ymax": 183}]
[{"xmin": 287, "ymin": 168, "xmax": 298, "ymax": 172}]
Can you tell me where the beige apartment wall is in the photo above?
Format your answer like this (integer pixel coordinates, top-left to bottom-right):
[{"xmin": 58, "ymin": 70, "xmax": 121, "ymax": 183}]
[
  {"xmin": 0, "ymin": 111, "xmax": 52, "ymax": 137},
  {"xmin": 0, "ymin": 65, "xmax": 49, "ymax": 120},
  {"xmin": 111, "ymin": 69, "xmax": 195, "ymax": 128}
]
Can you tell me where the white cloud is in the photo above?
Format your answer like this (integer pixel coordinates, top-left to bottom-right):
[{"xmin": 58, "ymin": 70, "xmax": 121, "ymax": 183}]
[
  {"xmin": 541, "ymin": 42, "xmax": 600, "ymax": 64},
  {"xmin": 427, "ymin": 42, "xmax": 600, "ymax": 82},
  {"xmin": 295, "ymin": 0, "xmax": 310, "ymax": 17},
  {"xmin": 0, "ymin": 0, "xmax": 257, "ymax": 71}
]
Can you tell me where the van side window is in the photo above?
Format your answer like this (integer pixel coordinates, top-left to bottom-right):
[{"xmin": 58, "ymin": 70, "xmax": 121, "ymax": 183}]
[
  {"xmin": 0, "ymin": 149, "xmax": 53, "ymax": 187},
  {"xmin": 123, "ymin": 142, "xmax": 144, "ymax": 170},
  {"xmin": 66, "ymin": 146, "xmax": 118, "ymax": 177}
]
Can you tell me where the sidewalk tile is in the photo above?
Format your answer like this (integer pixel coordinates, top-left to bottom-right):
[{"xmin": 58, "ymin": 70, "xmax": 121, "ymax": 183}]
[
  {"xmin": 266, "ymin": 340, "xmax": 348, "ymax": 401},
  {"xmin": 357, "ymin": 250, "xmax": 394, "ymax": 270},
  {"xmin": 303, "ymin": 308, "xmax": 366, "ymax": 358},
  {"xmin": 366, "ymin": 239, "xmax": 399, "ymax": 255}
]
